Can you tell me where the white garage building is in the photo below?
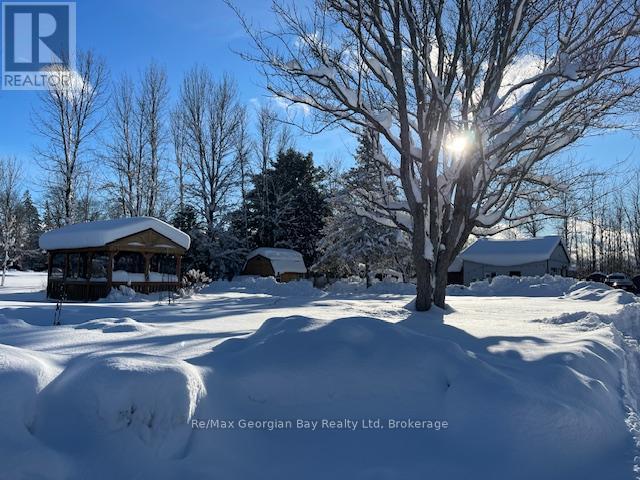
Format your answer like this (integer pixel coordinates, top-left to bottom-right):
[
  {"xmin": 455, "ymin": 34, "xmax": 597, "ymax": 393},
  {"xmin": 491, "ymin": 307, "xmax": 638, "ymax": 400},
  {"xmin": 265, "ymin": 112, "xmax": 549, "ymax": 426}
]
[{"xmin": 454, "ymin": 236, "xmax": 571, "ymax": 285}]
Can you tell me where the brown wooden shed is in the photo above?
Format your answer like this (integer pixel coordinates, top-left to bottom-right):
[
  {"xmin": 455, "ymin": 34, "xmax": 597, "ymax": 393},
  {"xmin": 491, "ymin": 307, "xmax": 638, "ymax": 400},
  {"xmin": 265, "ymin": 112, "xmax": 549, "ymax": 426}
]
[
  {"xmin": 242, "ymin": 248, "xmax": 307, "ymax": 282},
  {"xmin": 39, "ymin": 217, "xmax": 191, "ymax": 301}
]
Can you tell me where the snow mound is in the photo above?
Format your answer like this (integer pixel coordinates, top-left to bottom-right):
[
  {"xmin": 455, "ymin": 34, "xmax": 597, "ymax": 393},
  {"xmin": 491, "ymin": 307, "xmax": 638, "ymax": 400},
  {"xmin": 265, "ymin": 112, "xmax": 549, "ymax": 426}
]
[
  {"xmin": 535, "ymin": 300, "xmax": 640, "ymax": 474},
  {"xmin": 0, "ymin": 344, "xmax": 60, "ymax": 423},
  {"xmin": 74, "ymin": 317, "xmax": 155, "ymax": 334},
  {"xmin": 537, "ymin": 302, "xmax": 640, "ymax": 339},
  {"xmin": 0, "ymin": 313, "xmax": 33, "ymax": 329},
  {"xmin": 448, "ymin": 274, "xmax": 579, "ymax": 297},
  {"xmin": 326, "ymin": 278, "xmax": 416, "ymax": 295},
  {"xmin": 607, "ymin": 304, "xmax": 640, "ymax": 339},
  {"xmin": 190, "ymin": 315, "xmax": 631, "ymax": 479},
  {"xmin": 101, "ymin": 285, "xmax": 149, "ymax": 302},
  {"xmin": 34, "ymin": 353, "xmax": 206, "ymax": 460},
  {"xmin": 537, "ymin": 311, "xmax": 605, "ymax": 330},
  {"xmin": 324, "ymin": 278, "xmax": 365, "ymax": 294},
  {"xmin": 0, "ymin": 345, "xmax": 67, "ymax": 478},
  {"xmin": 366, "ymin": 281, "xmax": 416, "ymax": 295},
  {"xmin": 202, "ymin": 276, "xmax": 324, "ymax": 297},
  {"xmin": 448, "ymin": 275, "xmax": 638, "ymax": 303},
  {"xmin": 566, "ymin": 283, "xmax": 637, "ymax": 305}
]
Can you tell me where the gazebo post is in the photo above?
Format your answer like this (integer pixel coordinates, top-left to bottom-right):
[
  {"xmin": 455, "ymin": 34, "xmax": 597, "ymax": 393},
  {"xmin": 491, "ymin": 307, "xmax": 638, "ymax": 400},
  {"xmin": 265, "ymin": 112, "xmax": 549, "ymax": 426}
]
[
  {"xmin": 176, "ymin": 255, "xmax": 182, "ymax": 286},
  {"xmin": 107, "ymin": 251, "xmax": 114, "ymax": 292},
  {"xmin": 144, "ymin": 253, "xmax": 151, "ymax": 293},
  {"xmin": 85, "ymin": 252, "xmax": 93, "ymax": 301},
  {"xmin": 47, "ymin": 252, "xmax": 52, "ymax": 297}
]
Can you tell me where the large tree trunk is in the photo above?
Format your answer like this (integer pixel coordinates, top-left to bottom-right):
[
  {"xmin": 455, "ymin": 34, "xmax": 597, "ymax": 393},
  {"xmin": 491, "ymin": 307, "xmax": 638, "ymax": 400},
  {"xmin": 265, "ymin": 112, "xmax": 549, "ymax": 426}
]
[
  {"xmin": 412, "ymin": 215, "xmax": 432, "ymax": 311},
  {"xmin": 433, "ymin": 260, "xmax": 449, "ymax": 309},
  {"xmin": 365, "ymin": 260, "xmax": 371, "ymax": 288},
  {"xmin": 413, "ymin": 253, "xmax": 432, "ymax": 311}
]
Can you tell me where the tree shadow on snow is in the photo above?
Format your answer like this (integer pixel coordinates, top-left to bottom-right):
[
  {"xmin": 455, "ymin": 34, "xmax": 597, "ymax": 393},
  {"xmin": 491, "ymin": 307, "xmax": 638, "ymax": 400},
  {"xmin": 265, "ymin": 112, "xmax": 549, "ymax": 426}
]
[{"xmin": 396, "ymin": 305, "xmax": 618, "ymax": 389}]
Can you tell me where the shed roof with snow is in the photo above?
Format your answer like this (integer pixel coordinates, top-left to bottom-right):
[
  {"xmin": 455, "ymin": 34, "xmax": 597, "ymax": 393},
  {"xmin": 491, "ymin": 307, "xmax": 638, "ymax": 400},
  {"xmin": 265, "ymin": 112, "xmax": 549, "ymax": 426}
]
[
  {"xmin": 246, "ymin": 248, "xmax": 307, "ymax": 275},
  {"xmin": 39, "ymin": 216, "xmax": 191, "ymax": 251},
  {"xmin": 459, "ymin": 235, "xmax": 567, "ymax": 267}
]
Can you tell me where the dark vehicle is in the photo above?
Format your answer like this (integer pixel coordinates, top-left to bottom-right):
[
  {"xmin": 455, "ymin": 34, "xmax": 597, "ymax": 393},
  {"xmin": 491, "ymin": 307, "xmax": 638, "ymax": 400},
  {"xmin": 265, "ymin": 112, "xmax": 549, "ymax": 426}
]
[
  {"xmin": 632, "ymin": 275, "xmax": 640, "ymax": 293},
  {"xmin": 605, "ymin": 273, "xmax": 634, "ymax": 291},
  {"xmin": 586, "ymin": 271, "xmax": 607, "ymax": 283}
]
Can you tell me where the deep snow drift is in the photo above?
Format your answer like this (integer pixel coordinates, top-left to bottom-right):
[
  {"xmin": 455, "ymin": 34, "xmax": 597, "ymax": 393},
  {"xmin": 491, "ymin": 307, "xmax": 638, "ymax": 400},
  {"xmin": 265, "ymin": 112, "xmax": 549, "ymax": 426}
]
[
  {"xmin": 0, "ymin": 272, "xmax": 639, "ymax": 479},
  {"xmin": 449, "ymin": 273, "xmax": 589, "ymax": 297},
  {"xmin": 188, "ymin": 314, "xmax": 631, "ymax": 480}
]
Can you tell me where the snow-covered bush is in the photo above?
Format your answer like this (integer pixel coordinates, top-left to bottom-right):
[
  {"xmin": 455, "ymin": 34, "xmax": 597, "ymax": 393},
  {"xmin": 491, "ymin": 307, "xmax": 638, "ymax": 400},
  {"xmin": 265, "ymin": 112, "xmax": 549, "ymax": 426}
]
[{"xmin": 179, "ymin": 269, "xmax": 212, "ymax": 296}]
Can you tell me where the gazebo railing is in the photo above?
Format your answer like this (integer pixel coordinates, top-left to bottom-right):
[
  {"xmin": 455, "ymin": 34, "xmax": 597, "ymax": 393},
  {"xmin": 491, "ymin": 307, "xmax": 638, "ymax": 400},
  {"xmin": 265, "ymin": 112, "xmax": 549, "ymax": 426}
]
[{"xmin": 47, "ymin": 278, "xmax": 181, "ymax": 301}]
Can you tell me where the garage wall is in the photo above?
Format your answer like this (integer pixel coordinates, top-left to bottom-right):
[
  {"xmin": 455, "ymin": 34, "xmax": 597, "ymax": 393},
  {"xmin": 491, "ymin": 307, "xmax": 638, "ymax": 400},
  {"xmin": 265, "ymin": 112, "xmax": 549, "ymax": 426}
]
[
  {"xmin": 463, "ymin": 260, "xmax": 549, "ymax": 285},
  {"xmin": 548, "ymin": 245, "xmax": 570, "ymax": 275}
]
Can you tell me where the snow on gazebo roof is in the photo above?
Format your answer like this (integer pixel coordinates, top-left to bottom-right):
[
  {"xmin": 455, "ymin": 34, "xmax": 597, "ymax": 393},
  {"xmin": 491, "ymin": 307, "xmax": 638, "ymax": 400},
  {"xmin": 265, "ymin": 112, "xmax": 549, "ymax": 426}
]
[
  {"xmin": 459, "ymin": 236, "xmax": 565, "ymax": 267},
  {"xmin": 247, "ymin": 247, "xmax": 307, "ymax": 274},
  {"xmin": 39, "ymin": 217, "xmax": 191, "ymax": 250}
]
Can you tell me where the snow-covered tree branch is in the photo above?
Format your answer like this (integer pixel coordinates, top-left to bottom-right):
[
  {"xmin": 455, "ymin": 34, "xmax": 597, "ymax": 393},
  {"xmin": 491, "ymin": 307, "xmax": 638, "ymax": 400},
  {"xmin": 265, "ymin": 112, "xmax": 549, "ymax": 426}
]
[{"xmin": 234, "ymin": 0, "xmax": 640, "ymax": 310}]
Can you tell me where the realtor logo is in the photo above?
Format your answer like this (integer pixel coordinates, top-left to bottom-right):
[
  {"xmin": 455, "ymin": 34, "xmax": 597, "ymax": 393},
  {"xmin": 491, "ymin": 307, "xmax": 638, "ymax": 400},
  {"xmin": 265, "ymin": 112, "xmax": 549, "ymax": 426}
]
[{"xmin": 2, "ymin": 2, "xmax": 76, "ymax": 90}]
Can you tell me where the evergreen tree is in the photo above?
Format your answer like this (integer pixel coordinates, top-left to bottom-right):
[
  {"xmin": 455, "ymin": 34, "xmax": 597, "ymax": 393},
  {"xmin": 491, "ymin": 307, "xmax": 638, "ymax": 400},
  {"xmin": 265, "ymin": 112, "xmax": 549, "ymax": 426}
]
[
  {"xmin": 16, "ymin": 191, "xmax": 41, "ymax": 249},
  {"xmin": 172, "ymin": 205, "xmax": 205, "ymax": 274},
  {"xmin": 172, "ymin": 204, "xmax": 200, "ymax": 234},
  {"xmin": 42, "ymin": 200, "xmax": 57, "ymax": 231},
  {"xmin": 315, "ymin": 131, "xmax": 413, "ymax": 284},
  {"xmin": 172, "ymin": 205, "xmax": 246, "ymax": 280},
  {"xmin": 245, "ymin": 149, "xmax": 329, "ymax": 266},
  {"xmin": 14, "ymin": 191, "xmax": 46, "ymax": 270}
]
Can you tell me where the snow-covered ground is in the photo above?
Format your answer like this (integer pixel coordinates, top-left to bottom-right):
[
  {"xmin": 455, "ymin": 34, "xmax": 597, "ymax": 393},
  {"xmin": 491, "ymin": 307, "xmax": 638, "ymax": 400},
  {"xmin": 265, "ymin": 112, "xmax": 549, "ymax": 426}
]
[{"xmin": 1, "ymin": 272, "xmax": 639, "ymax": 479}]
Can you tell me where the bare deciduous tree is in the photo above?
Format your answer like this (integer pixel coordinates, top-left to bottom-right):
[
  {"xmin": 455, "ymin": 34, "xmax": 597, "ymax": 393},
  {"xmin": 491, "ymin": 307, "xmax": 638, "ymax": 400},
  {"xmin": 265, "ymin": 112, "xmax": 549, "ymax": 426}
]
[
  {"xmin": 33, "ymin": 51, "xmax": 108, "ymax": 225},
  {"xmin": 171, "ymin": 107, "xmax": 187, "ymax": 211},
  {"xmin": 234, "ymin": 0, "xmax": 640, "ymax": 310},
  {"xmin": 142, "ymin": 62, "xmax": 169, "ymax": 216},
  {"xmin": 625, "ymin": 171, "xmax": 640, "ymax": 271},
  {"xmin": 0, "ymin": 157, "xmax": 21, "ymax": 286},
  {"xmin": 105, "ymin": 73, "xmax": 142, "ymax": 216},
  {"xmin": 105, "ymin": 62, "xmax": 169, "ymax": 217},
  {"xmin": 179, "ymin": 68, "xmax": 244, "ymax": 232},
  {"xmin": 236, "ymin": 106, "xmax": 253, "ymax": 242}
]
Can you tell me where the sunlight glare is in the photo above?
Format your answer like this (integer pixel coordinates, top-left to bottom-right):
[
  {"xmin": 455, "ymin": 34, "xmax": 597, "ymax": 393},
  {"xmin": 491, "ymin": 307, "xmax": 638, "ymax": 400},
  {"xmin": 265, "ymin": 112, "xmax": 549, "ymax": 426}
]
[{"xmin": 446, "ymin": 133, "xmax": 469, "ymax": 154}]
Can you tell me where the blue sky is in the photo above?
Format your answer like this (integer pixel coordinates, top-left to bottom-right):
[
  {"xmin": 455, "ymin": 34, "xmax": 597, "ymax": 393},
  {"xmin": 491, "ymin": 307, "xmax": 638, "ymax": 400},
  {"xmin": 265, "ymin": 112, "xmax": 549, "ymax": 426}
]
[
  {"xmin": 0, "ymin": 0, "xmax": 638, "ymax": 203},
  {"xmin": 0, "ymin": 0, "xmax": 353, "ymax": 202}
]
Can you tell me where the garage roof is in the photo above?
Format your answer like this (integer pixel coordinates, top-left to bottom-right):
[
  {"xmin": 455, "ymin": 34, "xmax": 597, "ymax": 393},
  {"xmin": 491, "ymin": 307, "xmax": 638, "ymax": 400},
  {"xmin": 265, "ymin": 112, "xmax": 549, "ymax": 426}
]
[{"xmin": 459, "ymin": 236, "xmax": 566, "ymax": 267}]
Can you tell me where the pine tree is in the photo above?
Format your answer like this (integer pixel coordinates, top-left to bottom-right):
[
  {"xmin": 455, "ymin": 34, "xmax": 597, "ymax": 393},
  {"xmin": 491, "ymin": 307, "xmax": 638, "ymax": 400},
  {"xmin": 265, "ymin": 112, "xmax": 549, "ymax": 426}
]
[
  {"xmin": 172, "ymin": 204, "xmax": 200, "ymax": 234},
  {"xmin": 17, "ymin": 191, "xmax": 41, "ymax": 249},
  {"xmin": 315, "ymin": 131, "xmax": 412, "ymax": 284},
  {"xmin": 42, "ymin": 200, "xmax": 56, "ymax": 231},
  {"xmin": 14, "ymin": 191, "xmax": 46, "ymax": 270},
  {"xmin": 172, "ymin": 205, "xmax": 205, "ymax": 274},
  {"xmin": 171, "ymin": 205, "xmax": 246, "ymax": 280},
  {"xmin": 245, "ymin": 148, "xmax": 329, "ymax": 266}
]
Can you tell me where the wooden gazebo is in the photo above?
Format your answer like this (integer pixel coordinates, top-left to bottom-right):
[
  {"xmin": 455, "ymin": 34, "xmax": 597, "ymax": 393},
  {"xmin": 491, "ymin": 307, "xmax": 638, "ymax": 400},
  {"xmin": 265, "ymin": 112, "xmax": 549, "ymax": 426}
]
[{"xmin": 39, "ymin": 217, "xmax": 191, "ymax": 301}]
